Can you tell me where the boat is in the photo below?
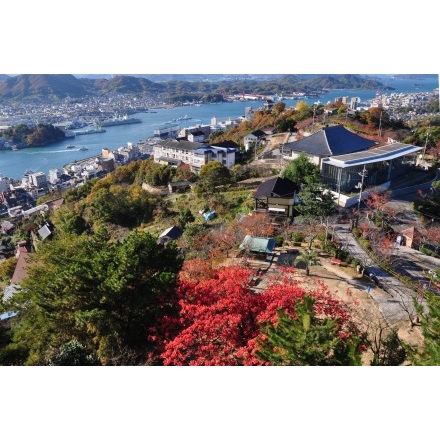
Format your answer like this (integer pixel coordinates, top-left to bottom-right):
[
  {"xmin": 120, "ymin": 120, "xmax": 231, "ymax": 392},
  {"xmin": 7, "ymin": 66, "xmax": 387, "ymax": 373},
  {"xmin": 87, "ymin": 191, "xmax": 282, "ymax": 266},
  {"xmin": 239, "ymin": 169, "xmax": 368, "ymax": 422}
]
[
  {"xmin": 173, "ymin": 114, "xmax": 192, "ymax": 122},
  {"xmin": 79, "ymin": 146, "xmax": 89, "ymax": 151},
  {"xmin": 96, "ymin": 114, "xmax": 142, "ymax": 127},
  {"xmin": 74, "ymin": 127, "xmax": 106, "ymax": 135},
  {"xmin": 66, "ymin": 144, "xmax": 75, "ymax": 149}
]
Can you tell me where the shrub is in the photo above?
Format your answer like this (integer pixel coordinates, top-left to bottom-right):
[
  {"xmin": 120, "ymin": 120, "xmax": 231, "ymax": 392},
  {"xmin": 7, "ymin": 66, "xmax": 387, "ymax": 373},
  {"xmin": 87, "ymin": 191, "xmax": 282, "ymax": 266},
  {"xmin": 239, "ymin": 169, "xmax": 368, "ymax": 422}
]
[
  {"xmin": 291, "ymin": 231, "xmax": 304, "ymax": 242},
  {"xmin": 275, "ymin": 236, "xmax": 284, "ymax": 247},
  {"xmin": 358, "ymin": 237, "xmax": 371, "ymax": 251},
  {"xmin": 420, "ymin": 246, "xmax": 433, "ymax": 256},
  {"xmin": 352, "ymin": 227, "xmax": 362, "ymax": 238}
]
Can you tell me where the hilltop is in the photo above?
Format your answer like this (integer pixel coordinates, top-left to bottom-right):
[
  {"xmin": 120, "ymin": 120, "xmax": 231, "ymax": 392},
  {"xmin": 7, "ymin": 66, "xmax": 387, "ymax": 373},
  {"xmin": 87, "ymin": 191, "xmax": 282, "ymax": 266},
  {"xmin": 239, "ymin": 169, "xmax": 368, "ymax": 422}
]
[{"xmin": 0, "ymin": 73, "xmax": 392, "ymax": 103}]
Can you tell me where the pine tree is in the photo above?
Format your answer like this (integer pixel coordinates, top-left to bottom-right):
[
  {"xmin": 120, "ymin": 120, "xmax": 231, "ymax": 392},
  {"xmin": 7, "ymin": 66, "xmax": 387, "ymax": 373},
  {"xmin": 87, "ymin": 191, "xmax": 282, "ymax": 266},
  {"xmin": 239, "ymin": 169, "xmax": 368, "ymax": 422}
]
[
  {"xmin": 254, "ymin": 295, "xmax": 362, "ymax": 366},
  {"xmin": 409, "ymin": 292, "xmax": 440, "ymax": 365}
]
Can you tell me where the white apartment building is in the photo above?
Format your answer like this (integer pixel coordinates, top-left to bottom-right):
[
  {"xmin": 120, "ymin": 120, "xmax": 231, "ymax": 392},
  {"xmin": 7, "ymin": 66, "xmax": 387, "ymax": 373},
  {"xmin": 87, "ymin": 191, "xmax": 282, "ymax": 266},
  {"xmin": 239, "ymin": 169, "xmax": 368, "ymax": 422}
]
[
  {"xmin": 153, "ymin": 139, "xmax": 237, "ymax": 173},
  {"xmin": 29, "ymin": 172, "xmax": 47, "ymax": 188}
]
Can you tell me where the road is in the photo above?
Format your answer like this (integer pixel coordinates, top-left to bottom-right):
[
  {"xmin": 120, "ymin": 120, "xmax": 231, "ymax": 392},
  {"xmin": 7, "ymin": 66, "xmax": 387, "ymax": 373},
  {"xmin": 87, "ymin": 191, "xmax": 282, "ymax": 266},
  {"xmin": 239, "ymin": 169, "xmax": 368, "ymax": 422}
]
[{"xmin": 332, "ymin": 223, "xmax": 425, "ymax": 325}]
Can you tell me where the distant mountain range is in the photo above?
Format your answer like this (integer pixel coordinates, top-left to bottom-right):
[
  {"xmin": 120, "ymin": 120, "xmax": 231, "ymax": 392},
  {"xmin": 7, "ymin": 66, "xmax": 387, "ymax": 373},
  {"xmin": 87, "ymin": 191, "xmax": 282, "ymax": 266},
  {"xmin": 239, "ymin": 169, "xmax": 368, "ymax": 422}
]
[{"xmin": 0, "ymin": 73, "xmax": 436, "ymax": 103}]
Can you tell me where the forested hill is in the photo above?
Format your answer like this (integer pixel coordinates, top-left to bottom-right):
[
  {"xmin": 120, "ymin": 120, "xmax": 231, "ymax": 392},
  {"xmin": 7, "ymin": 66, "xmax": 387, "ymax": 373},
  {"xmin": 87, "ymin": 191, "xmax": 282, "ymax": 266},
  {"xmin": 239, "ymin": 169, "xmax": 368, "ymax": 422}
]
[{"xmin": 0, "ymin": 73, "xmax": 392, "ymax": 103}]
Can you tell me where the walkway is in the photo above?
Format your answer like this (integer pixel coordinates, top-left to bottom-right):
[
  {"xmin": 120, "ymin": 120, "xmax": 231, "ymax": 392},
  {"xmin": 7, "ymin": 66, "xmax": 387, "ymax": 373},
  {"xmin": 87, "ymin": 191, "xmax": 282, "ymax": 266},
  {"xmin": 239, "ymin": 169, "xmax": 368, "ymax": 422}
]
[{"xmin": 332, "ymin": 223, "xmax": 425, "ymax": 325}]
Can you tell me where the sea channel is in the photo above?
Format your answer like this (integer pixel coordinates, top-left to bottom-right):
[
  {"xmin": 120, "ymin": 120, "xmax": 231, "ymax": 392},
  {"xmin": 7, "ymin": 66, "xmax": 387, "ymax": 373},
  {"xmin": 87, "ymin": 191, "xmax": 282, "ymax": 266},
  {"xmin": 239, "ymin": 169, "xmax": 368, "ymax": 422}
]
[{"xmin": 0, "ymin": 76, "xmax": 438, "ymax": 180}]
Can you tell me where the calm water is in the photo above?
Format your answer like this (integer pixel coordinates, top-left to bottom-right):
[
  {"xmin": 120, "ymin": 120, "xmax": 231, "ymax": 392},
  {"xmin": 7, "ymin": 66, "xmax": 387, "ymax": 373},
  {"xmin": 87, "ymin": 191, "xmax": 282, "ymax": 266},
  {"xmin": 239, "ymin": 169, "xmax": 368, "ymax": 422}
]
[{"xmin": 1, "ymin": 76, "xmax": 438, "ymax": 180}]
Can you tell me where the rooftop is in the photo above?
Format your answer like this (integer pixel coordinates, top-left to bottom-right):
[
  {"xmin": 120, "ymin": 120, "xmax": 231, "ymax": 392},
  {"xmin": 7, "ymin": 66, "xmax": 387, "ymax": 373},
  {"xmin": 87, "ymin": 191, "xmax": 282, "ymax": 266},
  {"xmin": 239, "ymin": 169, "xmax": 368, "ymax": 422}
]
[
  {"xmin": 322, "ymin": 143, "xmax": 423, "ymax": 168},
  {"xmin": 284, "ymin": 125, "xmax": 377, "ymax": 156}
]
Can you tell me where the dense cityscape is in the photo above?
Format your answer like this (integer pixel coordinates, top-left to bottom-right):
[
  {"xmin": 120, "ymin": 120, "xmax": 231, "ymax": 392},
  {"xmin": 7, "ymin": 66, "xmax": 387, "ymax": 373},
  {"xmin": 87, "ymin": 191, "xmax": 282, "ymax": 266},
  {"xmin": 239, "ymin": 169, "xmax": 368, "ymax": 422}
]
[{"xmin": 0, "ymin": 73, "xmax": 439, "ymax": 373}]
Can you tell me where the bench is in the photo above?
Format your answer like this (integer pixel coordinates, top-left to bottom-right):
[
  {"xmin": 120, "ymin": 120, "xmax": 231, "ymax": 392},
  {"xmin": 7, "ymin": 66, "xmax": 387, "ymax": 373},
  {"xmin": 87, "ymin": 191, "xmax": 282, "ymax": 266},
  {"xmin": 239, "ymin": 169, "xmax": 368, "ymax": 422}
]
[{"xmin": 330, "ymin": 258, "xmax": 342, "ymax": 266}]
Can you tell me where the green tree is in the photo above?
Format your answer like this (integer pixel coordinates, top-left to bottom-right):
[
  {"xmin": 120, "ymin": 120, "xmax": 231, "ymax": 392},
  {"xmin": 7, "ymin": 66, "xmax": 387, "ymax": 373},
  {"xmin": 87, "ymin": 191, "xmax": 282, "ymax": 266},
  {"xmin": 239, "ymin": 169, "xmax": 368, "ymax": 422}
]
[
  {"xmin": 50, "ymin": 206, "xmax": 88, "ymax": 235},
  {"xmin": 0, "ymin": 258, "xmax": 17, "ymax": 283},
  {"xmin": 196, "ymin": 161, "xmax": 232, "ymax": 195},
  {"xmin": 280, "ymin": 152, "xmax": 321, "ymax": 186},
  {"xmin": 177, "ymin": 207, "xmax": 195, "ymax": 229},
  {"xmin": 278, "ymin": 118, "xmax": 296, "ymax": 133},
  {"xmin": 3, "ymin": 228, "xmax": 183, "ymax": 365},
  {"xmin": 295, "ymin": 178, "xmax": 336, "ymax": 220},
  {"xmin": 254, "ymin": 296, "xmax": 362, "ymax": 366},
  {"xmin": 408, "ymin": 292, "xmax": 440, "ymax": 365},
  {"xmin": 371, "ymin": 328, "xmax": 406, "ymax": 366},
  {"xmin": 46, "ymin": 340, "xmax": 100, "ymax": 366},
  {"xmin": 294, "ymin": 249, "xmax": 318, "ymax": 276}
]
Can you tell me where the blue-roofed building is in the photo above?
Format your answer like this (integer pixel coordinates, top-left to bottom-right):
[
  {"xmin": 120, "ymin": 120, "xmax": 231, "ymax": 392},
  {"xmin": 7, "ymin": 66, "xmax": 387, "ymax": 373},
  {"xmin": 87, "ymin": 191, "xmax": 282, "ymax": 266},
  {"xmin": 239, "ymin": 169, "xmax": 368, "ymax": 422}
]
[
  {"xmin": 282, "ymin": 125, "xmax": 426, "ymax": 207},
  {"xmin": 282, "ymin": 125, "xmax": 377, "ymax": 167}
]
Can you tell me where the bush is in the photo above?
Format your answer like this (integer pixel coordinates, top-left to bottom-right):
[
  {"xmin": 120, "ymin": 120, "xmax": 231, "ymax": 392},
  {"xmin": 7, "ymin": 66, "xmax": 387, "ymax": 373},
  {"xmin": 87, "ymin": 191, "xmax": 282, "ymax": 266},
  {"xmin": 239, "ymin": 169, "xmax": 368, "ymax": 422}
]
[
  {"xmin": 358, "ymin": 237, "xmax": 371, "ymax": 251},
  {"xmin": 420, "ymin": 246, "xmax": 433, "ymax": 256},
  {"xmin": 352, "ymin": 227, "xmax": 362, "ymax": 238},
  {"xmin": 275, "ymin": 236, "xmax": 284, "ymax": 247},
  {"xmin": 322, "ymin": 242, "xmax": 337, "ymax": 255},
  {"xmin": 291, "ymin": 232, "xmax": 304, "ymax": 242}
]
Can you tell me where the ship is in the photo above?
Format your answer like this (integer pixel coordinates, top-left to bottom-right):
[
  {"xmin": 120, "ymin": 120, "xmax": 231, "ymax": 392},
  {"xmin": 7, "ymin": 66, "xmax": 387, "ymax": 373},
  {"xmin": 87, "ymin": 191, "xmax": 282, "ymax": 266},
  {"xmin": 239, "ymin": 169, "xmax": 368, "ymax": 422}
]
[
  {"xmin": 96, "ymin": 114, "xmax": 142, "ymax": 127},
  {"xmin": 173, "ymin": 114, "xmax": 192, "ymax": 122},
  {"xmin": 74, "ymin": 127, "xmax": 107, "ymax": 135}
]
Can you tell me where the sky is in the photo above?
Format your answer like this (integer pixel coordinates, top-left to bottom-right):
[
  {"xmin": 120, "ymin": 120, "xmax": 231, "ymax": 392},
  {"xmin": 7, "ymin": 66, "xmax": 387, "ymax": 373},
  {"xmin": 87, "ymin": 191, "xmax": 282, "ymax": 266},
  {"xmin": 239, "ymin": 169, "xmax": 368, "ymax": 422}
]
[
  {"xmin": 3, "ymin": 3, "xmax": 439, "ymax": 75},
  {"xmin": 2, "ymin": 2, "xmax": 439, "ymax": 439}
]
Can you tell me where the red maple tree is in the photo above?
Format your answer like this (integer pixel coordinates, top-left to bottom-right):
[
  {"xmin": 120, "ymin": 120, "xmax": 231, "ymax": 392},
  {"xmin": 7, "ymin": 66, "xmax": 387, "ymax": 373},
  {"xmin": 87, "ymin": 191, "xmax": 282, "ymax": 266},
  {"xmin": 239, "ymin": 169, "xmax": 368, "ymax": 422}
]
[{"xmin": 160, "ymin": 266, "xmax": 361, "ymax": 366}]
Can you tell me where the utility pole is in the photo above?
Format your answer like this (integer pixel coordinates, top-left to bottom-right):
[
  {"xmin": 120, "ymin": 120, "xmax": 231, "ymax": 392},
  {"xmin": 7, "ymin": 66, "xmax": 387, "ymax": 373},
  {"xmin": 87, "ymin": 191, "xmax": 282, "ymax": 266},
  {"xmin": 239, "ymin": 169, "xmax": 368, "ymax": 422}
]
[
  {"xmin": 354, "ymin": 165, "xmax": 368, "ymax": 227},
  {"xmin": 423, "ymin": 125, "xmax": 431, "ymax": 157},
  {"xmin": 378, "ymin": 112, "xmax": 383, "ymax": 139}
]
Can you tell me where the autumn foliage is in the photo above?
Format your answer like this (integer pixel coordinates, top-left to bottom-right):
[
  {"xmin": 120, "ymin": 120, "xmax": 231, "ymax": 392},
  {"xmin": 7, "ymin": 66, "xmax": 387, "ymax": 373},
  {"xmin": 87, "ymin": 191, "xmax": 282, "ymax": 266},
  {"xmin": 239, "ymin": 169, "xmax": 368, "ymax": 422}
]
[{"xmin": 160, "ymin": 265, "xmax": 362, "ymax": 366}]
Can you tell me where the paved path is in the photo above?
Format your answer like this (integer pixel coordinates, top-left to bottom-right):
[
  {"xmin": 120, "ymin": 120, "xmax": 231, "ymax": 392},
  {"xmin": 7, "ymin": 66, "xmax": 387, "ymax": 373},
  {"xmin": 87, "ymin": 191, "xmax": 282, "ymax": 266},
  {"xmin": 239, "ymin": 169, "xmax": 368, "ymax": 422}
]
[{"xmin": 332, "ymin": 224, "xmax": 425, "ymax": 324}]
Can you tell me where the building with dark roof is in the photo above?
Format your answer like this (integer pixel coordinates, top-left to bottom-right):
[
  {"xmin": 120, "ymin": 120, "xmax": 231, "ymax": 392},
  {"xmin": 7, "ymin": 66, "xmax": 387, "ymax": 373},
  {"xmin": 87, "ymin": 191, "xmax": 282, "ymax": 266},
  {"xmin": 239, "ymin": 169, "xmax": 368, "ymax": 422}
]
[
  {"xmin": 157, "ymin": 226, "xmax": 183, "ymax": 245},
  {"xmin": 254, "ymin": 176, "xmax": 300, "ymax": 217},
  {"xmin": 243, "ymin": 129, "xmax": 267, "ymax": 151},
  {"xmin": 283, "ymin": 125, "xmax": 377, "ymax": 167},
  {"xmin": 282, "ymin": 125, "xmax": 425, "ymax": 207}
]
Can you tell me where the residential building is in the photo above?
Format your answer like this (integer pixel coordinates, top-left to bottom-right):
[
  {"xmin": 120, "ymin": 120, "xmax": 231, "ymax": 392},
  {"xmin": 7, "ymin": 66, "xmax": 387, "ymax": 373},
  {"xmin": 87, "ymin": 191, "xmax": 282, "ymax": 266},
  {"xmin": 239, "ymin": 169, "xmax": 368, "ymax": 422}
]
[
  {"xmin": 243, "ymin": 129, "xmax": 266, "ymax": 152},
  {"xmin": 29, "ymin": 172, "xmax": 47, "ymax": 188},
  {"xmin": 188, "ymin": 130, "xmax": 206, "ymax": 143},
  {"xmin": 153, "ymin": 139, "xmax": 237, "ymax": 173}
]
